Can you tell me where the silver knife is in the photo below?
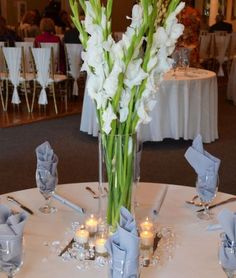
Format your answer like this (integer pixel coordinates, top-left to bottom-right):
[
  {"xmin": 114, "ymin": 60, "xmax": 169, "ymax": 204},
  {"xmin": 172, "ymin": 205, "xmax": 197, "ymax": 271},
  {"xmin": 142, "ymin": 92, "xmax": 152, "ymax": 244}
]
[
  {"xmin": 7, "ymin": 196, "xmax": 34, "ymax": 215},
  {"xmin": 196, "ymin": 197, "xmax": 236, "ymax": 212}
]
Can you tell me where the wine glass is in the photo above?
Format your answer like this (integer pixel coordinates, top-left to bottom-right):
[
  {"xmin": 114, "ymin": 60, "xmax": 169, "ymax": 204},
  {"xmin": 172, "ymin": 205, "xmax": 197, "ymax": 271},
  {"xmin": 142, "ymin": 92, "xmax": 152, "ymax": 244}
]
[
  {"xmin": 0, "ymin": 237, "xmax": 24, "ymax": 277},
  {"xmin": 196, "ymin": 174, "xmax": 219, "ymax": 220},
  {"xmin": 36, "ymin": 169, "xmax": 57, "ymax": 214},
  {"xmin": 218, "ymin": 233, "xmax": 236, "ymax": 277}
]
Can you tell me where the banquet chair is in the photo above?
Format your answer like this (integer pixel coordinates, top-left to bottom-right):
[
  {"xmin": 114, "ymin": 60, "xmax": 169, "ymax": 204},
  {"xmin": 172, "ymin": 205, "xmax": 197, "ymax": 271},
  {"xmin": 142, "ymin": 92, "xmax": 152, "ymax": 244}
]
[
  {"xmin": 64, "ymin": 43, "xmax": 83, "ymax": 97},
  {"xmin": 213, "ymin": 32, "xmax": 231, "ymax": 76},
  {"xmin": 40, "ymin": 42, "xmax": 60, "ymax": 74},
  {"xmin": 199, "ymin": 33, "xmax": 214, "ymax": 68},
  {"xmin": 30, "ymin": 47, "xmax": 68, "ymax": 114},
  {"xmin": 1, "ymin": 46, "xmax": 31, "ymax": 112},
  {"xmin": 15, "ymin": 41, "xmax": 34, "ymax": 73}
]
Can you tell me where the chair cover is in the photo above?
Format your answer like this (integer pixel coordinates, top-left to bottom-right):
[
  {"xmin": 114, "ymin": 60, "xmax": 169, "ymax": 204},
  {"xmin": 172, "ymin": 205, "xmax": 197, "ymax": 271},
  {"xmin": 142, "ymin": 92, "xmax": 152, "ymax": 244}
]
[
  {"xmin": 15, "ymin": 42, "xmax": 34, "ymax": 73},
  {"xmin": 199, "ymin": 33, "xmax": 213, "ymax": 62},
  {"xmin": 65, "ymin": 43, "xmax": 82, "ymax": 96},
  {"xmin": 31, "ymin": 48, "xmax": 51, "ymax": 105},
  {"xmin": 2, "ymin": 47, "xmax": 22, "ymax": 104},
  {"xmin": 214, "ymin": 33, "xmax": 231, "ymax": 76},
  {"xmin": 40, "ymin": 42, "xmax": 59, "ymax": 73}
]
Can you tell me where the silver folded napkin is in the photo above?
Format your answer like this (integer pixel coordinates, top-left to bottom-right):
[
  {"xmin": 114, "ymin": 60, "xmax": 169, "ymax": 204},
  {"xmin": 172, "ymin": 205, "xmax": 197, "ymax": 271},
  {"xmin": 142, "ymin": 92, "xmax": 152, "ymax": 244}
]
[
  {"xmin": 35, "ymin": 141, "xmax": 58, "ymax": 193},
  {"xmin": 106, "ymin": 207, "xmax": 140, "ymax": 278},
  {"xmin": 218, "ymin": 209, "xmax": 236, "ymax": 271},
  {"xmin": 0, "ymin": 205, "xmax": 27, "ymax": 273},
  {"xmin": 184, "ymin": 134, "xmax": 220, "ymax": 201}
]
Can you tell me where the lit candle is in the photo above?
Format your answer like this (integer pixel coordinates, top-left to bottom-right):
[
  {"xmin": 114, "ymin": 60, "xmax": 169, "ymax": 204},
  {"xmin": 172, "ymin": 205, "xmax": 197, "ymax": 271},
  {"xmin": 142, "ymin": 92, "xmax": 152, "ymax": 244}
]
[
  {"xmin": 95, "ymin": 238, "xmax": 107, "ymax": 254},
  {"xmin": 75, "ymin": 229, "xmax": 89, "ymax": 244},
  {"xmin": 140, "ymin": 218, "xmax": 154, "ymax": 232},
  {"xmin": 85, "ymin": 214, "xmax": 98, "ymax": 235},
  {"xmin": 140, "ymin": 230, "xmax": 154, "ymax": 248}
]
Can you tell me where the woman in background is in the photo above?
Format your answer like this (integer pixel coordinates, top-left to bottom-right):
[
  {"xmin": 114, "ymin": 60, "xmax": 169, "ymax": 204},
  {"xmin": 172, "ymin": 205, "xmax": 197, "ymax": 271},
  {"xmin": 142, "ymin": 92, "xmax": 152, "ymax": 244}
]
[{"xmin": 34, "ymin": 17, "xmax": 65, "ymax": 73}]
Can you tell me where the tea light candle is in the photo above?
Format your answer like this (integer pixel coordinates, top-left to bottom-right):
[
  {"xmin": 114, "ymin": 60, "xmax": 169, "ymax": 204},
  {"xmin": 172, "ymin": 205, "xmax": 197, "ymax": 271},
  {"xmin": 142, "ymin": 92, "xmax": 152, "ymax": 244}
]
[
  {"xmin": 75, "ymin": 228, "xmax": 89, "ymax": 244},
  {"xmin": 140, "ymin": 218, "xmax": 154, "ymax": 231},
  {"xmin": 95, "ymin": 238, "xmax": 107, "ymax": 254},
  {"xmin": 140, "ymin": 230, "xmax": 154, "ymax": 248},
  {"xmin": 85, "ymin": 214, "xmax": 98, "ymax": 234}
]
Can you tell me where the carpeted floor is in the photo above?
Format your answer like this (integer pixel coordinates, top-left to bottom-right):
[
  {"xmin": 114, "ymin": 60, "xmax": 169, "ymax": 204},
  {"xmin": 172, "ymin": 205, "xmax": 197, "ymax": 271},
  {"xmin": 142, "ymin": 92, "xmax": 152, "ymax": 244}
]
[{"xmin": 0, "ymin": 77, "xmax": 236, "ymax": 195}]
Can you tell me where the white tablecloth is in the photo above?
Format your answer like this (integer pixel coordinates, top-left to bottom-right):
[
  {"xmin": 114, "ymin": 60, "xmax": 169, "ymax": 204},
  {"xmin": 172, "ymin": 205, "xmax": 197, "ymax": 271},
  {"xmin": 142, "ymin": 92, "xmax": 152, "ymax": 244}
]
[
  {"xmin": 0, "ymin": 182, "xmax": 233, "ymax": 277},
  {"xmin": 227, "ymin": 57, "xmax": 236, "ymax": 104},
  {"xmin": 80, "ymin": 68, "xmax": 218, "ymax": 143}
]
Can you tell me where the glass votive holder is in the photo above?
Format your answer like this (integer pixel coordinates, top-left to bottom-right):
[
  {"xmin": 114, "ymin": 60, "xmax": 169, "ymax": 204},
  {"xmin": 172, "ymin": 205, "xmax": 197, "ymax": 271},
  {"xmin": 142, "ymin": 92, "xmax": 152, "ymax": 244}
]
[
  {"xmin": 140, "ymin": 217, "xmax": 154, "ymax": 232},
  {"xmin": 74, "ymin": 225, "xmax": 89, "ymax": 248},
  {"xmin": 85, "ymin": 214, "xmax": 98, "ymax": 237},
  {"xmin": 95, "ymin": 233, "xmax": 108, "ymax": 257},
  {"xmin": 140, "ymin": 230, "xmax": 154, "ymax": 250}
]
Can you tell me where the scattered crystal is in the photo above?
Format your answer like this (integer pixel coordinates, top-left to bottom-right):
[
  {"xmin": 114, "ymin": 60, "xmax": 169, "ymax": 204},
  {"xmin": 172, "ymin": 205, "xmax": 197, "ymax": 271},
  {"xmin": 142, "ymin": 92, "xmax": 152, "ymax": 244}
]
[{"xmin": 61, "ymin": 251, "xmax": 72, "ymax": 262}]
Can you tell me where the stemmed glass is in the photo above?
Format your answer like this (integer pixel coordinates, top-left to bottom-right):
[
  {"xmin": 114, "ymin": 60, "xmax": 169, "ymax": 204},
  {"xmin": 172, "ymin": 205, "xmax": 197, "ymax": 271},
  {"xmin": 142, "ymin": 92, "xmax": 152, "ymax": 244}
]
[
  {"xmin": 0, "ymin": 238, "xmax": 23, "ymax": 278},
  {"xmin": 36, "ymin": 169, "xmax": 58, "ymax": 214},
  {"xmin": 218, "ymin": 233, "xmax": 236, "ymax": 278},
  {"xmin": 196, "ymin": 174, "xmax": 219, "ymax": 220}
]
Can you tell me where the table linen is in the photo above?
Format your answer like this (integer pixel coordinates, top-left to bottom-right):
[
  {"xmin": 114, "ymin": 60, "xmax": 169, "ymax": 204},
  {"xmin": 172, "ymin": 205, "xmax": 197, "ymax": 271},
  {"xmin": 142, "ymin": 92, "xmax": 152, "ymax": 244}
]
[
  {"xmin": 80, "ymin": 68, "xmax": 218, "ymax": 143},
  {"xmin": 0, "ymin": 182, "xmax": 233, "ymax": 277}
]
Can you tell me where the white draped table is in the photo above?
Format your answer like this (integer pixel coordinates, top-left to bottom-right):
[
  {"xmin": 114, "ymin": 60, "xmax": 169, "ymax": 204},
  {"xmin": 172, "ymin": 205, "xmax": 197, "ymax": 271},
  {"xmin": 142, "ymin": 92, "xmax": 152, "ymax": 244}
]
[
  {"xmin": 0, "ymin": 182, "xmax": 233, "ymax": 277},
  {"xmin": 80, "ymin": 68, "xmax": 218, "ymax": 143}
]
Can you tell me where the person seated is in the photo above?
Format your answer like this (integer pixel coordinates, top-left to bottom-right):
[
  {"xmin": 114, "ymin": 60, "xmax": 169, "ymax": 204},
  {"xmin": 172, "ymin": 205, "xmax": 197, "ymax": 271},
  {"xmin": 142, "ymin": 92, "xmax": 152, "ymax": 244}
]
[
  {"xmin": 34, "ymin": 17, "xmax": 65, "ymax": 73},
  {"xmin": 18, "ymin": 10, "xmax": 41, "ymax": 38},
  {"xmin": 63, "ymin": 27, "xmax": 80, "ymax": 44},
  {"xmin": 0, "ymin": 16, "xmax": 22, "ymax": 46},
  {"xmin": 57, "ymin": 10, "xmax": 72, "ymax": 32},
  {"xmin": 209, "ymin": 14, "xmax": 233, "ymax": 33}
]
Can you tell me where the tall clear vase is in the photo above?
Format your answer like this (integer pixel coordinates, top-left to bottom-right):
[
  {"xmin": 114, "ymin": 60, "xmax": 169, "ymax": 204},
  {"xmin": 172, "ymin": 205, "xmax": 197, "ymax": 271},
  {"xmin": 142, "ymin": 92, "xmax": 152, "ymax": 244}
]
[{"xmin": 98, "ymin": 132, "xmax": 142, "ymax": 231}]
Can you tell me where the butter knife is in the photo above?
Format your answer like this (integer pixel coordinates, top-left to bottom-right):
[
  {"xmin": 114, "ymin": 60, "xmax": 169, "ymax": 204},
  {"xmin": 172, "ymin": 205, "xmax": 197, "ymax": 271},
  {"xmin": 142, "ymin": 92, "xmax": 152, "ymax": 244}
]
[
  {"xmin": 7, "ymin": 196, "xmax": 34, "ymax": 215},
  {"xmin": 196, "ymin": 197, "xmax": 236, "ymax": 212}
]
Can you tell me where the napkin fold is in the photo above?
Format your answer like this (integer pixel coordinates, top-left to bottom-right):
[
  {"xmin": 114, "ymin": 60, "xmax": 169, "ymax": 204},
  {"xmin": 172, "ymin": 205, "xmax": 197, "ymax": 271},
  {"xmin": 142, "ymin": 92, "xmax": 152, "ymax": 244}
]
[
  {"xmin": 35, "ymin": 141, "xmax": 58, "ymax": 193},
  {"xmin": 105, "ymin": 207, "xmax": 140, "ymax": 278},
  {"xmin": 184, "ymin": 134, "xmax": 220, "ymax": 201},
  {"xmin": 218, "ymin": 209, "xmax": 236, "ymax": 271},
  {"xmin": 0, "ymin": 205, "xmax": 27, "ymax": 272}
]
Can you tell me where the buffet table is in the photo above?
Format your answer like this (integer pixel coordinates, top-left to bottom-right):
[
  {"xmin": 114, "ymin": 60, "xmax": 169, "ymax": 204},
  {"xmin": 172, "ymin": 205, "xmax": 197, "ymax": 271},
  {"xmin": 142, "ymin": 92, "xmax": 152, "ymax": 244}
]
[
  {"xmin": 80, "ymin": 68, "xmax": 218, "ymax": 143},
  {"xmin": 0, "ymin": 182, "xmax": 231, "ymax": 277}
]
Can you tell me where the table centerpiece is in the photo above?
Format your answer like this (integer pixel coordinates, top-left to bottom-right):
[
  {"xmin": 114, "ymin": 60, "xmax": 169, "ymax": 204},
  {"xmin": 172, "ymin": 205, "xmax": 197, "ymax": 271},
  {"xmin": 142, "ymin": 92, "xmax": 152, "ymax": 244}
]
[{"xmin": 69, "ymin": 0, "xmax": 184, "ymax": 230}]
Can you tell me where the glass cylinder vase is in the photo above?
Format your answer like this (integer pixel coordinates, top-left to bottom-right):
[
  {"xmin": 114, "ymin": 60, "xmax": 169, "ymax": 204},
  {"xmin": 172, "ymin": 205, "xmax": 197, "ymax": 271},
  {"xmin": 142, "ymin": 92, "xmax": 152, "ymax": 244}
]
[{"xmin": 98, "ymin": 132, "xmax": 142, "ymax": 231}]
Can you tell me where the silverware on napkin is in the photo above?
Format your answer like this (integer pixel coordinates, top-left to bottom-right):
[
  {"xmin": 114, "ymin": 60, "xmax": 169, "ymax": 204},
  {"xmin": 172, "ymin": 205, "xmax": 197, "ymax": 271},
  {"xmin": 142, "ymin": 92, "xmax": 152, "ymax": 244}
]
[
  {"xmin": 7, "ymin": 196, "xmax": 34, "ymax": 215},
  {"xmin": 196, "ymin": 197, "xmax": 236, "ymax": 212}
]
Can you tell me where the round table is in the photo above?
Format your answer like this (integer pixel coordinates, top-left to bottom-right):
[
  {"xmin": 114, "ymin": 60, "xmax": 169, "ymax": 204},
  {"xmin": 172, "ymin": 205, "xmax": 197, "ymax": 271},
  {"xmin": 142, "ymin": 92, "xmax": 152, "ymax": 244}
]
[
  {"xmin": 0, "ymin": 182, "xmax": 232, "ymax": 277},
  {"xmin": 80, "ymin": 68, "xmax": 218, "ymax": 143}
]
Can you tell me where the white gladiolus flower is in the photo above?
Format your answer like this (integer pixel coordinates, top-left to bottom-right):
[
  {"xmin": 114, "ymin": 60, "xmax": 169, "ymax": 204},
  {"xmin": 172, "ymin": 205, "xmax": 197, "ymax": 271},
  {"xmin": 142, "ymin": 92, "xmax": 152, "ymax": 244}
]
[
  {"xmin": 102, "ymin": 103, "xmax": 117, "ymax": 134},
  {"xmin": 125, "ymin": 58, "xmax": 148, "ymax": 88},
  {"xmin": 103, "ymin": 63, "xmax": 123, "ymax": 98},
  {"xmin": 120, "ymin": 107, "xmax": 129, "ymax": 123},
  {"xmin": 103, "ymin": 35, "xmax": 115, "ymax": 52},
  {"xmin": 137, "ymin": 100, "xmax": 152, "ymax": 124},
  {"xmin": 127, "ymin": 4, "xmax": 143, "ymax": 29},
  {"xmin": 101, "ymin": 7, "xmax": 107, "ymax": 29}
]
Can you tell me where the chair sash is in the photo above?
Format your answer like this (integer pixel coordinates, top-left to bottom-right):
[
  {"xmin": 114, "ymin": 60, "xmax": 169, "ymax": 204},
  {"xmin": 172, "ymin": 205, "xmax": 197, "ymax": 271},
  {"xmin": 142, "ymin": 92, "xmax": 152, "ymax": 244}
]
[
  {"xmin": 65, "ymin": 43, "xmax": 82, "ymax": 96},
  {"xmin": 31, "ymin": 48, "xmax": 51, "ymax": 105},
  {"xmin": 2, "ymin": 47, "xmax": 22, "ymax": 104}
]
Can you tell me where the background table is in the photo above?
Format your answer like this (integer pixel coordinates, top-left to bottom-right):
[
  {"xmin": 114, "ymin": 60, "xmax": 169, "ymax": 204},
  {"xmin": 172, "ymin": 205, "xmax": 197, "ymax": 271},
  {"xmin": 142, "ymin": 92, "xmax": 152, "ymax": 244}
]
[
  {"xmin": 80, "ymin": 68, "xmax": 218, "ymax": 143},
  {"xmin": 0, "ymin": 182, "xmax": 232, "ymax": 277}
]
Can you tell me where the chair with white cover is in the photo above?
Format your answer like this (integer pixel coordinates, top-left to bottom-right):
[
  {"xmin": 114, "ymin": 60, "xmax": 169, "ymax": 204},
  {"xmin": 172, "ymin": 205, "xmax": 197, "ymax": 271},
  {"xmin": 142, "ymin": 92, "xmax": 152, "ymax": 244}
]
[
  {"xmin": 30, "ymin": 47, "xmax": 68, "ymax": 114},
  {"xmin": 2, "ymin": 46, "xmax": 31, "ymax": 112},
  {"xmin": 64, "ymin": 43, "xmax": 82, "ymax": 97},
  {"xmin": 40, "ymin": 42, "xmax": 60, "ymax": 73},
  {"xmin": 15, "ymin": 41, "xmax": 34, "ymax": 73},
  {"xmin": 199, "ymin": 32, "xmax": 214, "ymax": 66},
  {"xmin": 213, "ymin": 32, "xmax": 231, "ymax": 76},
  {"xmin": 227, "ymin": 32, "xmax": 236, "ymax": 73}
]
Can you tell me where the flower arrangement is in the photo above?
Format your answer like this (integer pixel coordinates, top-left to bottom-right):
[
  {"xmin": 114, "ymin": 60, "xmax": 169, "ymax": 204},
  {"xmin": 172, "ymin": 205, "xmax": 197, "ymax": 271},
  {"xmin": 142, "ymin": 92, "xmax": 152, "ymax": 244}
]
[{"xmin": 69, "ymin": 0, "xmax": 184, "ymax": 228}]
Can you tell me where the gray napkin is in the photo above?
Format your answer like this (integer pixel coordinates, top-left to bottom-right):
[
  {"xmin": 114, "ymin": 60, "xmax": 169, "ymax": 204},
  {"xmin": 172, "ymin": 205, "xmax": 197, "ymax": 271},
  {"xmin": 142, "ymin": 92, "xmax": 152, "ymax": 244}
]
[
  {"xmin": 35, "ymin": 141, "xmax": 58, "ymax": 193},
  {"xmin": 105, "ymin": 207, "xmax": 140, "ymax": 278},
  {"xmin": 184, "ymin": 134, "xmax": 220, "ymax": 201},
  {"xmin": 0, "ymin": 205, "xmax": 27, "ymax": 273},
  {"xmin": 218, "ymin": 209, "xmax": 236, "ymax": 271}
]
